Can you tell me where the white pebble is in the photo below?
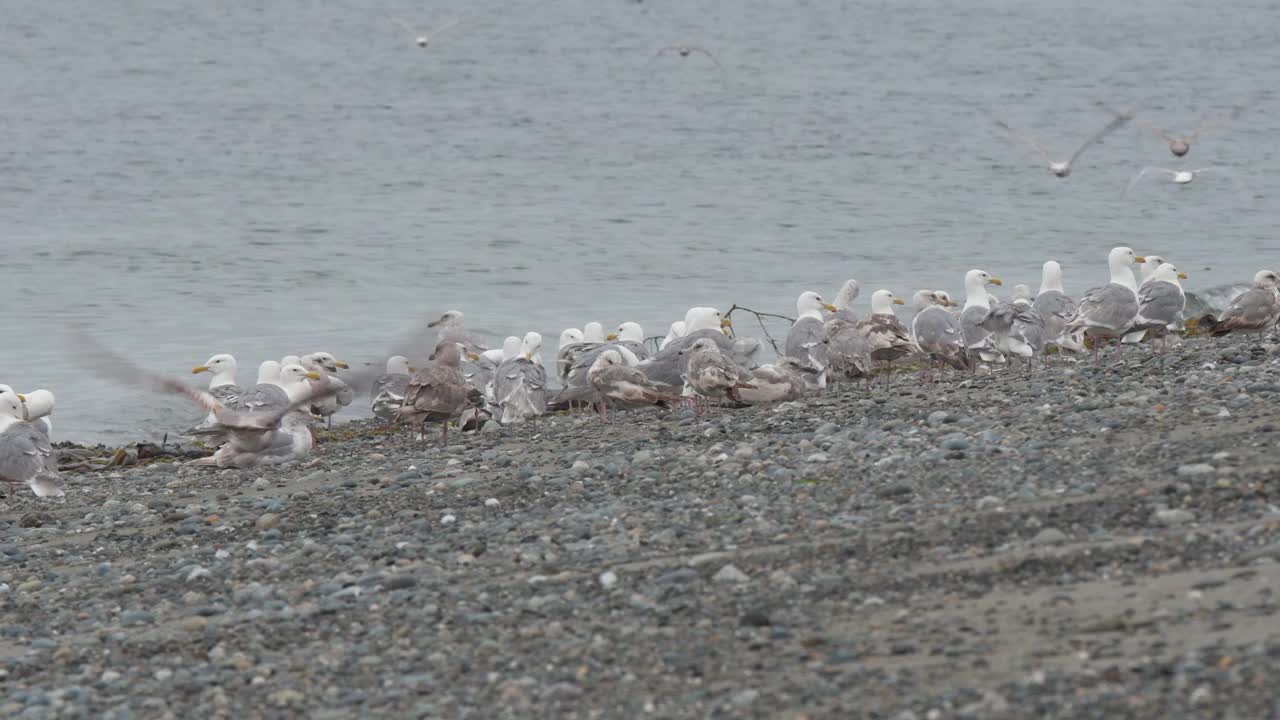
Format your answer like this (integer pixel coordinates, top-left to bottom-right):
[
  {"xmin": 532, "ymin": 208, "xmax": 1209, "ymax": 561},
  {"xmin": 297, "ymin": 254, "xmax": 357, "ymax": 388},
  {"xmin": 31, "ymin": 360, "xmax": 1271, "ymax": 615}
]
[
  {"xmin": 598, "ymin": 571, "xmax": 618, "ymax": 590},
  {"xmin": 441, "ymin": 514, "xmax": 456, "ymax": 525},
  {"xmin": 484, "ymin": 498, "xmax": 499, "ymax": 508}
]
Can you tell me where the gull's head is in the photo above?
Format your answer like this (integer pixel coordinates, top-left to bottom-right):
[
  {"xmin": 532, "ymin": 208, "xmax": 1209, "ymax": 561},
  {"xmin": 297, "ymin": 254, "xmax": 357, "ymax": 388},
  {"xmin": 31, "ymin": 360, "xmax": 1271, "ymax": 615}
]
[
  {"xmin": 428, "ymin": 341, "xmax": 465, "ymax": 366},
  {"xmin": 965, "ymin": 269, "xmax": 1000, "ymax": 291},
  {"xmin": 583, "ymin": 321, "xmax": 606, "ymax": 343},
  {"xmin": 257, "ymin": 360, "xmax": 282, "ymax": 384},
  {"xmin": 280, "ymin": 363, "xmax": 317, "ymax": 387},
  {"xmin": 911, "ymin": 289, "xmax": 937, "ymax": 310},
  {"xmin": 428, "ymin": 310, "xmax": 464, "ymax": 329},
  {"xmin": 870, "ymin": 289, "xmax": 905, "ymax": 314},
  {"xmin": 1011, "ymin": 284, "xmax": 1033, "ymax": 304},
  {"xmin": 558, "ymin": 328, "xmax": 584, "ymax": 348},
  {"xmin": 1110, "ymin": 246, "xmax": 1144, "ymax": 269},
  {"xmin": 668, "ymin": 321, "xmax": 687, "ymax": 338},
  {"xmin": 281, "ymin": 354, "xmax": 301, "ymax": 368},
  {"xmin": 1155, "ymin": 263, "xmax": 1187, "ymax": 284},
  {"xmin": 0, "ymin": 391, "xmax": 23, "ymax": 421},
  {"xmin": 521, "ymin": 331, "xmax": 543, "ymax": 360},
  {"xmin": 684, "ymin": 307, "xmax": 724, "ymax": 334},
  {"xmin": 611, "ymin": 322, "xmax": 644, "ymax": 343},
  {"xmin": 1254, "ymin": 270, "xmax": 1280, "ymax": 289},
  {"xmin": 797, "ymin": 291, "xmax": 838, "ymax": 317},
  {"xmin": 592, "ymin": 348, "xmax": 624, "ymax": 371},
  {"xmin": 678, "ymin": 337, "xmax": 720, "ymax": 357},
  {"xmin": 501, "ymin": 336, "xmax": 523, "ymax": 361},
  {"xmin": 1040, "ymin": 260, "xmax": 1063, "ymax": 290},
  {"xmin": 387, "ymin": 355, "xmax": 411, "ymax": 375},
  {"xmin": 1140, "ymin": 255, "xmax": 1167, "ymax": 281},
  {"xmin": 20, "ymin": 390, "xmax": 55, "ymax": 421},
  {"xmin": 305, "ymin": 352, "xmax": 346, "ymax": 373},
  {"xmin": 932, "ymin": 290, "xmax": 955, "ymax": 307},
  {"xmin": 192, "ymin": 353, "xmax": 236, "ymax": 376},
  {"xmin": 1049, "ymin": 161, "xmax": 1071, "ymax": 177},
  {"xmin": 834, "ymin": 279, "xmax": 861, "ymax": 309}
]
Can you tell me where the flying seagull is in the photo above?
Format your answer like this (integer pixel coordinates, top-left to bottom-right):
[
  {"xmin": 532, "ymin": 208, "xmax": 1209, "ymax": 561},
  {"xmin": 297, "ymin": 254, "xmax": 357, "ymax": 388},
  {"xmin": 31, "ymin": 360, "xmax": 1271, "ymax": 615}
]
[
  {"xmin": 992, "ymin": 109, "xmax": 1131, "ymax": 177},
  {"xmin": 390, "ymin": 17, "xmax": 460, "ymax": 48}
]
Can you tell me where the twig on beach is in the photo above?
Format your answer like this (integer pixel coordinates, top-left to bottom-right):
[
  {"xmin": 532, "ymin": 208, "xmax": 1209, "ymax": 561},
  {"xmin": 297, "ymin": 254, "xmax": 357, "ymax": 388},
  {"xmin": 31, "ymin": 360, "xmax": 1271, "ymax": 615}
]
[{"xmin": 724, "ymin": 304, "xmax": 795, "ymax": 355}]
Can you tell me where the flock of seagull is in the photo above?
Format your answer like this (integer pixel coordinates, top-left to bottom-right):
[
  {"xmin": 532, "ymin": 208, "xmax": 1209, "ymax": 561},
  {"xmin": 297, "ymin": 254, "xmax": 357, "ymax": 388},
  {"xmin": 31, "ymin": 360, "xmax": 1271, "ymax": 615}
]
[{"xmin": 4, "ymin": 247, "xmax": 1280, "ymax": 499}]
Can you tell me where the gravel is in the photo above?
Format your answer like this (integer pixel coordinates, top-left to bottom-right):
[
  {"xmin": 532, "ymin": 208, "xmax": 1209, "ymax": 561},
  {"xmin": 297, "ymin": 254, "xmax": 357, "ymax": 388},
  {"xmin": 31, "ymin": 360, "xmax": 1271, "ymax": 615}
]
[{"xmin": 2, "ymin": 335, "xmax": 1280, "ymax": 717}]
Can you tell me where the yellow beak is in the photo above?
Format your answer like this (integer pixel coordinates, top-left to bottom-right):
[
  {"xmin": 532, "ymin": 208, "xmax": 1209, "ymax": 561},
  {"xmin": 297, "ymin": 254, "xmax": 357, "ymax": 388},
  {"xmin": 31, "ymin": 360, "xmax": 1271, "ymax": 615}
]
[
  {"xmin": 523, "ymin": 352, "xmax": 532, "ymax": 360},
  {"xmin": 1177, "ymin": 271, "xmax": 1188, "ymax": 279},
  {"xmin": 192, "ymin": 366, "xmax": 210, "ymax": 374},
  {"xmin": 467, "ymin": 353, "xmax": 480, "ymax": 361},
  {"xmin": 988, "ymin": 277, "xmax": 1003, "ymax": 286},
  {"xmin": 335, "ymin": 361, "xmax": 349, "ymax": 369},
  {"xmin": 720, "ymin": 318, "xmax": 732, "ymax": 328},
  {"xmin": 1134, "ymin": 255, "xmax": 1147, "ymax": 263},
  {"xmin": 892, "ymin": 298, "xmax": 905, "ymax": 305},
  {"xmin": 822, "ymin": 303, "xmax": 839, "ymax": 312},
  {"xmin": 17, "ymin": 394, "xmax": 26, "ymax": 401},
  {"xmin": 304, "ymin": 371, "xmax": 322, "ymax": 380},
  {"xmin": 606, "ymin": 333, "xmax": 619, "ymax": 341},
  {"xmin": 408, "ymin": 366, "xmax": 417, "ymax": 373}
]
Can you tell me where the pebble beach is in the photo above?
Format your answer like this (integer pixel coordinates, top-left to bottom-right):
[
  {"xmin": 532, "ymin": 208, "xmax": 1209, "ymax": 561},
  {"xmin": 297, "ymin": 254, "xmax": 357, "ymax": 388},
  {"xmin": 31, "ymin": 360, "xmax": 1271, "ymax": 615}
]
[{"xmin": 3, "ymin": 335, "xmax": 1280, "ymax": 718}]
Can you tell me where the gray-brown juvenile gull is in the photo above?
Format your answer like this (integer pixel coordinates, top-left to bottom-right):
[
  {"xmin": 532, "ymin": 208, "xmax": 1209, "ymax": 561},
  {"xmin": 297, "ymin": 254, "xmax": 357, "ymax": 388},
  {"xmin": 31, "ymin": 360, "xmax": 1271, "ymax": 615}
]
[
  {"xmin": 1098, "ymin": 100, "xmax": 1247, "ymax": 158},
  {"xmin": 681, "ymin": 337, "xmax": 750, "ymax": 410},
  {"xmin": 1199, "ymin": 270, "xmax": 1280, "ymax": 337},
  {"xmin": 857, "ymin": 290, "xmax": 919, "ymax": 369},
  {"xmin": 397, "ymin": 341, "xmax": 470, "ymax": 446},
  {"xmin": 736, "ymin": 357, "xmax": 812, "ymax": 404},
  {"xmin": 1064, "ymin": 246, "xmax": 1146, "ymax": 348},
  {"xmin": 428, "ymin": 310, "xmax": 487, "ymax": 357},
  {"xmin": 0, "ymin": 390, "xmax": 62, "ymax": 497},
  {"xmin": 371, "ymin": 356, "xmax": 414, "ymax": 422},
  {"xmin": 588, "ymin": 349, "xmax": 682, "ymax": 422},
  {"xmin": 784, "ymin": 291, "xmax": 840, "ymax": 390},
  {"xmin": 823, "ymin": 317, "xmax": 872, "ymax": 382},
  {"xmin": 638, "ymin": 307, "xmax": 733, "ymax": 391}
]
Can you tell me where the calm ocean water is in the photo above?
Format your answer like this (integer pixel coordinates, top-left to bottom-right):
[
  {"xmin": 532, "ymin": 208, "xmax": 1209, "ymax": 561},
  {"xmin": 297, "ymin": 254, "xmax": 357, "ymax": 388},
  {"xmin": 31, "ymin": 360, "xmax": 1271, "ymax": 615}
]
[{"xmin": 2, "ymin": 0, "xmax": 1278, "ymax": 444}]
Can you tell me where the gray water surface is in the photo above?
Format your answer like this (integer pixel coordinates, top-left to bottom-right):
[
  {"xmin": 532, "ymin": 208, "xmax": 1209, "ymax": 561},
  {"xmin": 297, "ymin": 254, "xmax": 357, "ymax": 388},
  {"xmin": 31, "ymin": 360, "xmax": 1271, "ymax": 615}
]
[{"xmin": 3, "ymin": 0, "xmax": 1279, "ymax": 444}]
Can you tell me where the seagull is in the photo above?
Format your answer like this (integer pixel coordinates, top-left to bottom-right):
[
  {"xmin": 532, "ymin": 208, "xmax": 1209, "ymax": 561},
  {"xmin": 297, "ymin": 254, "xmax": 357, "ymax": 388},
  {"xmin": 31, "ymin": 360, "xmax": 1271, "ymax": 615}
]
[
  {"xmin": 390, "ymin": 17, "xmax": 460, "ymax": 48},
  {"xmin": 1098, "ymin": 100, "xmax": 1247, "ymax": 157},
  {"xmin": 1123, "ymin": 166, "xmax": 1243, "ymax": 197},
  {"xmin": 992, "ymin": 110, "xmax": 1131, "ymax": 177},
  {"xmin": 655, "ymin": 45, "xmax": 724, "ymax": 68}
]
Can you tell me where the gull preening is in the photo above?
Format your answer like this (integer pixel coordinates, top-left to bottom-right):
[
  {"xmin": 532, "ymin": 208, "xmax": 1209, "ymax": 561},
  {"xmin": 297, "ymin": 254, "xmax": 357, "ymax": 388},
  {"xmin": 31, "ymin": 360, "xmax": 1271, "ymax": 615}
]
[
  {"xmin": 390, "ymin": 17, "xmax": 460, "ymax": 48},
  {"xmin": 1098, "ymin": 100, "xmax": 1248, "ymax": 157},
  {"xmin": 992, "ymin": 110, "xmax": 1131, "ymax": 177}
]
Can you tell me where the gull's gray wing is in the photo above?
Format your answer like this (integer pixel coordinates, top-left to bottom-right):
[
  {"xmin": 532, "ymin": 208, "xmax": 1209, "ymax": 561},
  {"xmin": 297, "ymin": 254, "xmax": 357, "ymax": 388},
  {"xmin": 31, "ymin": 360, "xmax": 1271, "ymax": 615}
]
[
  {"xmin": 371, "ymin": 372, "xmax": 410, "ymax": 421},
  {"xmin": 1134, "ymin": 280, "xmax": 1186, "ymax": 330},
  {"xmin": 1067, "ymin": 112, "xmax": 1131, "ymax": 166},
  {"xmin": 0, "ymin": 422, "xmax": 62, "ymax": 497},
  {"xmin": 1066, "ymin": 283, "xmax": 1139, "ymax": 335},
  {"xmin": 785, "ymin": 316, "xmax": 828, "ymax": 372},
  {"xmin": 494, "ymin": 358, "xmax": 547, "ymax": 424}
]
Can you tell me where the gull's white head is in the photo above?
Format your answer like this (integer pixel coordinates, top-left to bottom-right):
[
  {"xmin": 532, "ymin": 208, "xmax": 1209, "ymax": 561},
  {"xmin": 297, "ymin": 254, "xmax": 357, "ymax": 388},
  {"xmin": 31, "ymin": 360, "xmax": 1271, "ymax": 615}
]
[
  {"xmin": 932, "ymin": 290, "xmax": 956, "ymax": 307},
  {"xmin": 796, "ymin": 291, "xmax": 838, "ymax": 319},
  {"xmin": 1039, "ymin": 261, "xmax": 1064, "ymax": 294},
  {"xmin": 591, "ymin": 348, "xmax": 625, "ymax": 373},
  {"xmin": 19, "ymin": 390, "xmax": 55, "ymax": 422},
  {"xmin": 257, "ymin": 361, "xmax": 282, "ymax": 385},
  {"xmin": 192, "ymin": 354, "xmax": 237, "ymax": 385},
  {"xmin": 1139, "ymin": 255, "xmax": 1166, "ymax": 282},
  {"xmin": 1253, "ymin": 270, "xmax": 1280, "ymax": 289},
  {"xmin": 428, "ymin": 310, "xmax": 465, "ymax": 329},
  {"xmin": 501, "ymin": 336, "xmax": 523, "ymax": 361},
  {"xmin": 386, "ymin": 356, "xmax": 412, "ymax": 375},
  {"xmin": 870, "ymin": 289, "xmax": 905, "ymax": 315},
  {"xmin": 0, "ymin": 391, "xmax": 23, "ymax": 422},
  {"xmin": 1108, "ymin": 247, "xmax": 1145, "ymax": 290},
  {"xmin": 911, "ymin": 289, "xmax": 937, "ymax": 311},
  {"xmin": 559, "ymin": 328, "xmax": 584, "ymax": 349},
  {"xmin": 684, "ymin": 307, "xmax": 729, "ymax": 334},
  {"xmin": 1011, "ymin": 284, "xmax": 1033, "ymax": 305},
  {"xmin": 281, "ymin": 355, "xmax": 300, "ymax": 368},
  {"xmin": 1154, "ymin": 263, "xmax": 1187, "ymax": 285},
  {"xmin": 521, "ymin": 331, "xmax": 543, "ymax": 361},
  {"xmin": 610, "ymin": 322, "xmax": 644, "ymax": 343},
  {"xmin": 670, "ymin": 321, "xmax": 687, "ymax": 337},
  {"xmin": 303, "ymin": 352, "xmax": 348, "ymax": 373},
  {"xmin": 834, "ymin": 279, "xmax": 861, "ymax": 310},
  {"xmin": 964, "ymin": 269, "xmax": 1002, "ymax": 308},
  {"xmin": 583, "ymin": 322, "xmax": 606, "ymax": 343},
  {"xmin": 280, "ymin": 363, "xmax": 321, "ymax": 400}
]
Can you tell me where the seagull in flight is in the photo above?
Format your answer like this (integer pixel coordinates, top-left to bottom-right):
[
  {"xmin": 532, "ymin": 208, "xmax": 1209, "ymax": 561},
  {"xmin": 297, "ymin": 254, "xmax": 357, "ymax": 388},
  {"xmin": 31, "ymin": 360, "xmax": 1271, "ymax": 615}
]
[
  {"xmin": 1124, "ymin": 166, "xmax": 1244, "ymax": 197},
  {"xmin": 653, "ymin": 45, "xmax": 726, "ymax": 75},
  {"xmin": 390, "ymin": 16, "xmax": 460, "ymax": 48},
  {"xmin": 992, "ymin": 109, "xmax": 1132, "ymax": 177},
  {"xmin": 1097, "ymin": 100, "xmax": 1248, "ymax": 158}
]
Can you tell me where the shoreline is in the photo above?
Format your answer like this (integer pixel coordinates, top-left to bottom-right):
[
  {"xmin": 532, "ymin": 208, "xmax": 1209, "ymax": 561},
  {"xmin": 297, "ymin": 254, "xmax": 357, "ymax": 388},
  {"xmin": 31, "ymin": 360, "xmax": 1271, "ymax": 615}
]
[{"xmin": 3, "ymin": 334, "xmax": 1280, "ymax": 717}]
